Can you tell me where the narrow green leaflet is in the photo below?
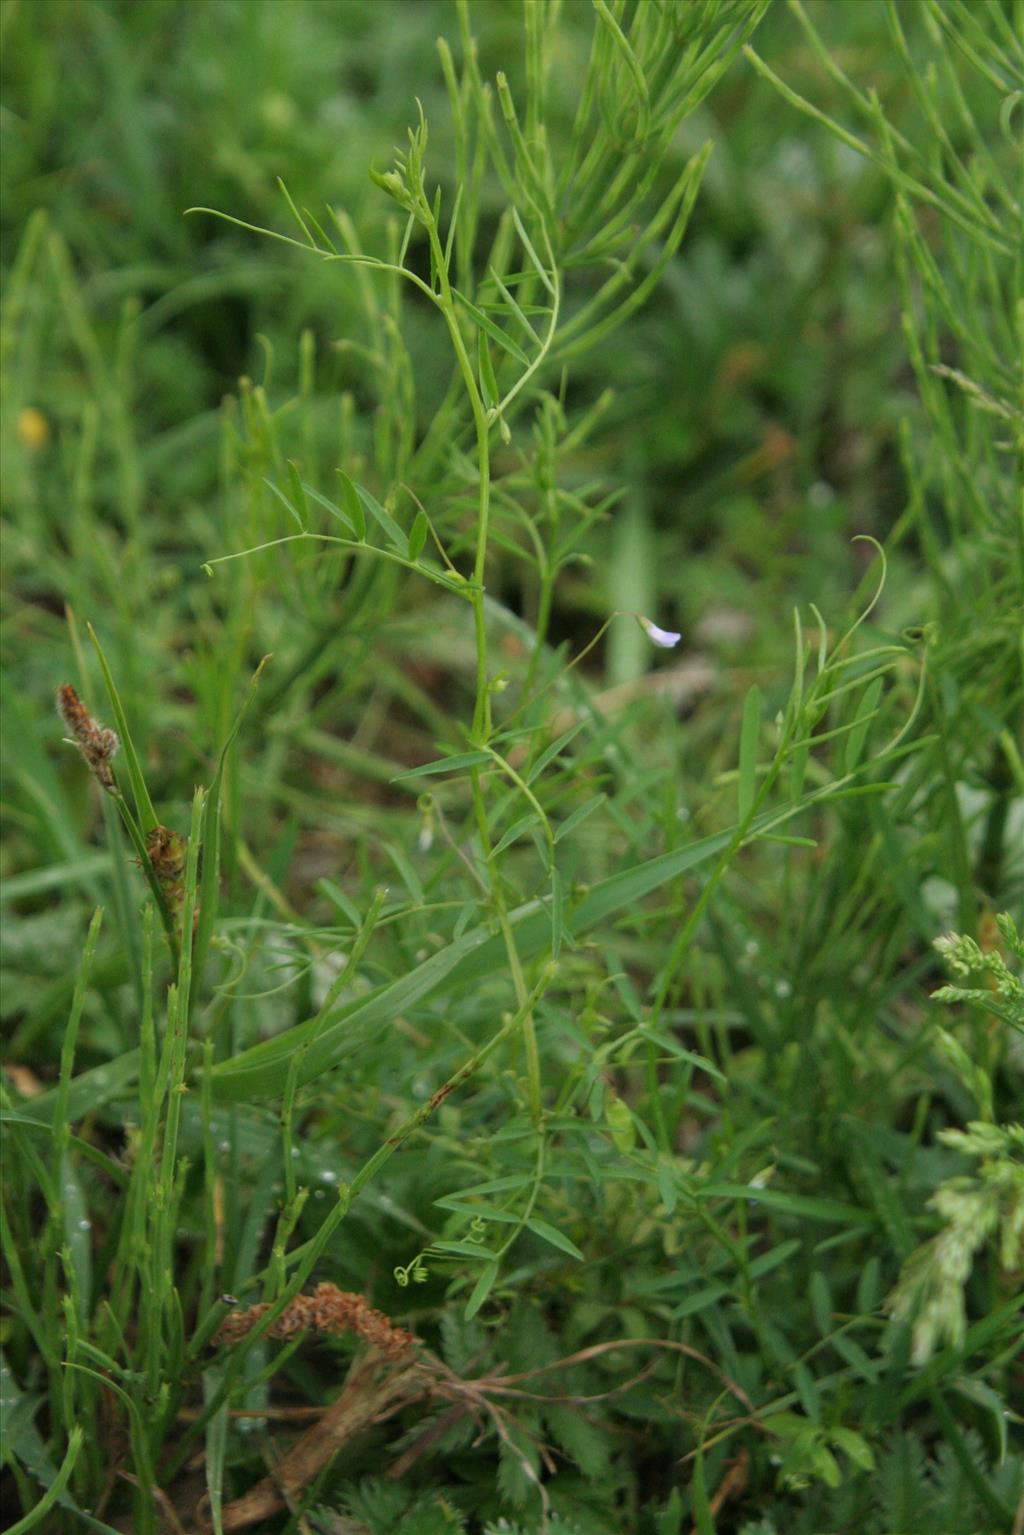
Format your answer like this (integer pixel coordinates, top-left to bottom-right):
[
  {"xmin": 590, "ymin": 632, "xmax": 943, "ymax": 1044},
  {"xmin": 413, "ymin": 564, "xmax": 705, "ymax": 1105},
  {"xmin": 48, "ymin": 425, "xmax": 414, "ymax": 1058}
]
[
  {"xmin": 335, "ymin": 470, "xmax": 366, "ymax": 539},
  {"xmin": 349, "ymin": 477, "xmax": 408, "ymax": 554},
  {"xmin": 453, "ymin": 286, "xmax": 531, "ymax": 365},
  {"xmin": 525, "ymin": 1216, "xmax": 584, "ymax": 1261},
  {"xmin": 698, "ymin": 1183, "xmax": 875, "ymax": 1225},
  {"xmin": 526, "ymin": 718, "xmax": 588, "ymax": 785},
  {"xmin": 393, "ymin": 750, "xmax": 493, "ymax": 780},
  {"xmin": 465, "ymin": 1259, "xmax": 500, "ymax": 1320},
  {"xmin": 407, "ymin": 509, "xmax": 429, "ymax": 561},
  {"xmin": 554, "ymin": 795, "xmax": 606, "ymax": 843},
  {"xmin": 434, "ymin": 1174, "xmax": 533, "ymax": 1206},
  {"xmin": 262, "ymin": 474, "xmax": 305, "ymax": 531},
  {"xmin": 640, "ymin": 1027, "xmax": 725, "ymax": 1082},
  {"xmin": 285, "ymin": 460, "xmax": 309, "ymax": 527},
  {"xmin": 301, "ymin": 480, "xmax": 357, "ymax": 535}
]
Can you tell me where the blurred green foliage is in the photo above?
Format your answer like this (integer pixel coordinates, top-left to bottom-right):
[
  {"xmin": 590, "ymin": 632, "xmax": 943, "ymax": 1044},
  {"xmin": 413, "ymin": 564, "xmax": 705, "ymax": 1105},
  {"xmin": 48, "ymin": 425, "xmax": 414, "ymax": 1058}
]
[{"xmin": 1, "ymin": 1, "xmax": 1021, "ymax": 1531}]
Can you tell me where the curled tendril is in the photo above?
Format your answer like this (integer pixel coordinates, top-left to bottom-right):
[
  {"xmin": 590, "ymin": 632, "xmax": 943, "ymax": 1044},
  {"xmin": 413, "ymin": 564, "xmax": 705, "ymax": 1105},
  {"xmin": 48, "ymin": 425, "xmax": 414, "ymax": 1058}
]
[
  {"xmin": 394, "ymin": 1251, "xmax": 432, "ymax": 1288},
  {"xmin": 395, "ymin": 1218, "xmax": 490, "ymax": 1288}
]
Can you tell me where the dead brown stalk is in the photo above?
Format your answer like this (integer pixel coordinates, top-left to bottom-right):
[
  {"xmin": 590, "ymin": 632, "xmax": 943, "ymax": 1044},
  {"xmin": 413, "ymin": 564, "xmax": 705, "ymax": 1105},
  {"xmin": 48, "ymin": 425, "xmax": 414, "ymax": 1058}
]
[
  {"xmin": 198, "ymin": 1327, "xmax": 764, "ymax": 1531},
  {"xmin": 200, "ymin": 1351, "xmax": 428, "ymax": 1531}
]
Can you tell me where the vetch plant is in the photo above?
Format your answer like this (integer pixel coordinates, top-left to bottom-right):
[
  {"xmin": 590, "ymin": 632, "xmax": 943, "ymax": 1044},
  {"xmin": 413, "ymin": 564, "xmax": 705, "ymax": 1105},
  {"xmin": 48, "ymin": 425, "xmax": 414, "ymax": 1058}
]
[{"xmin": 3, "ymin": 2, "xmax": 1023, "ymax": 1531}]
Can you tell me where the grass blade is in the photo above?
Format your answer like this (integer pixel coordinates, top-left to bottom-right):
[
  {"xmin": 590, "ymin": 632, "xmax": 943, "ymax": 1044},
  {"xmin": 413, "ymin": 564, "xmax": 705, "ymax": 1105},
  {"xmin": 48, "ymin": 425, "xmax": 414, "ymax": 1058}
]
[
  {"xmin": 738, "ymin": 683, "xmax": 762, "ymax": 820},
  {"xmin": 193, "ymin": 657, "xmax": 271, "ymax": 1004},
  {"xmin": 210, "ymin": 790, "xmax": 833, "ymax": 1100}
]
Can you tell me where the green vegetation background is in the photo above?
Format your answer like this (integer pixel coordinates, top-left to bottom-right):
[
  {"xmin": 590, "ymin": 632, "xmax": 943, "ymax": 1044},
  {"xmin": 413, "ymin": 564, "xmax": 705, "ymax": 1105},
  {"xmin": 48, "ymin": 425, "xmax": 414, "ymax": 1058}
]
[{"xmin": 1, "ymin": 2, "xmax": 1021, "ymax": 1533}]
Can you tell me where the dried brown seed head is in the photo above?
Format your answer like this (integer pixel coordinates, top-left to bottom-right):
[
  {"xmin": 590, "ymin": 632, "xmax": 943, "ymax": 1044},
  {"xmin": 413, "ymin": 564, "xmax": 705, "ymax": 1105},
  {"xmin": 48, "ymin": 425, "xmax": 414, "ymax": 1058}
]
[{"xmin": 213, "ymin": 1283, "xmax": 415, "ymax": 1357}]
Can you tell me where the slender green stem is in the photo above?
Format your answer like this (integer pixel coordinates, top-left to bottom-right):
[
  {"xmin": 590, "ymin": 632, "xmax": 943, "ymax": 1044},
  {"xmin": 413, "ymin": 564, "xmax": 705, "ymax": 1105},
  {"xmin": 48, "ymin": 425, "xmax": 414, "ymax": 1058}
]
[{"xmin": 415, "ymin": 184, "xmax": 548, "ymax": 1116}]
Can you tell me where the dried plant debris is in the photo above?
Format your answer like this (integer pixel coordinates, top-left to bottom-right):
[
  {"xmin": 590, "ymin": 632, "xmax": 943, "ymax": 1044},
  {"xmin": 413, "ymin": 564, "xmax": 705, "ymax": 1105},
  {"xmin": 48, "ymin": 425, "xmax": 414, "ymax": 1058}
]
[
  {"xmin": 56, "ymin": 683, "xmax": 120, "ymax": 792},
  {"xmin": 215, "ymin": 1283, "xmax": 416, "ymax": 1358}
]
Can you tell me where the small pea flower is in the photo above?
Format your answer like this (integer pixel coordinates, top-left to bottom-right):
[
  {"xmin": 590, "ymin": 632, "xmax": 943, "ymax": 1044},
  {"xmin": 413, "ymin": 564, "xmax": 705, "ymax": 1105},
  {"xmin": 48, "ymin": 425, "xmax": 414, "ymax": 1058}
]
[
  {"xmin": 417, "ymin": 794, "xmax": 435, "ymax": 853},
  {"xmin": 638, "ymin": 615, "xmax": 682, "ymax": 649}
]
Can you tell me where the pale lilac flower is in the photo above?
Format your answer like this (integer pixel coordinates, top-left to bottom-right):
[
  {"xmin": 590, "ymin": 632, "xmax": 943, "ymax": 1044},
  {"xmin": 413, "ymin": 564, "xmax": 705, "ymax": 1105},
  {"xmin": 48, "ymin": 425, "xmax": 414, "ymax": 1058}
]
[{"xmin": 638, "ymin": 615, "xmax": 682, "ymax": 649}]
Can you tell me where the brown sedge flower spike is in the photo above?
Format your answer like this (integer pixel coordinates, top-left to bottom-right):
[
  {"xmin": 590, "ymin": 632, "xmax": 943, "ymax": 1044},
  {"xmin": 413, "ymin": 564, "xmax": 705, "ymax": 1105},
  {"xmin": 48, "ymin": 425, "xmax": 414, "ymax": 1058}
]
[
  {"xmin": 146, "ymin": 824, "xmax": 199, "ymax": 935},
  {"xmin": 147, "ymin": 824, "xmax": 187, "ymax": 894},
  {"xmin": 56, "ymin": 683, "xmax": 120, "ymax": 793}
]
